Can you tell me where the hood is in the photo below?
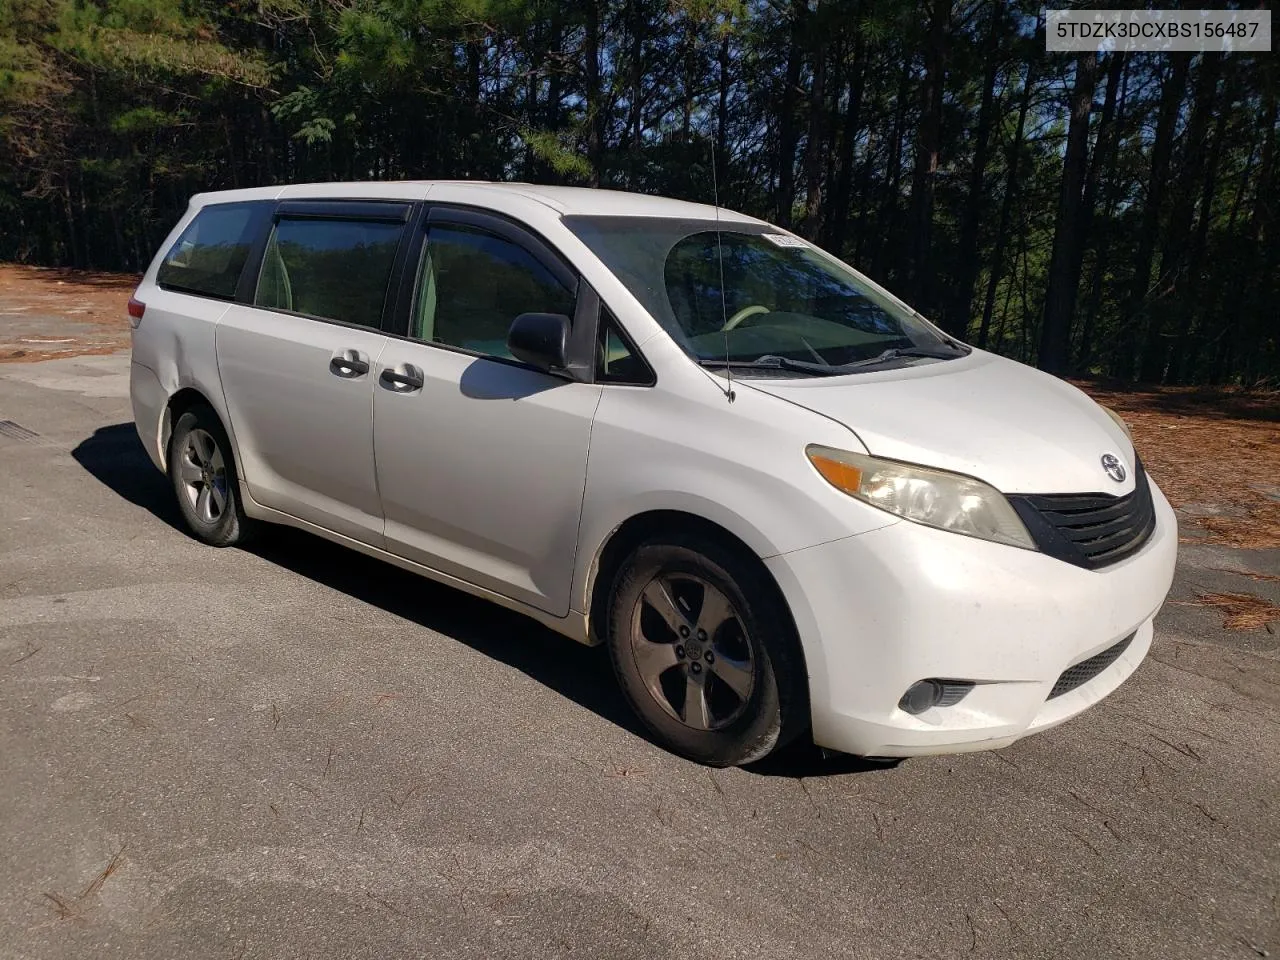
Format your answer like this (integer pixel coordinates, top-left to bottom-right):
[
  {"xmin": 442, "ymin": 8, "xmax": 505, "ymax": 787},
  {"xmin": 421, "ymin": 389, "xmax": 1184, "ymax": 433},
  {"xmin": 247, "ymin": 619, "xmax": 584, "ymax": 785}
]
[{"xmin": 746, "ymin": 350, "xmax": 1137, "ymax": 495}]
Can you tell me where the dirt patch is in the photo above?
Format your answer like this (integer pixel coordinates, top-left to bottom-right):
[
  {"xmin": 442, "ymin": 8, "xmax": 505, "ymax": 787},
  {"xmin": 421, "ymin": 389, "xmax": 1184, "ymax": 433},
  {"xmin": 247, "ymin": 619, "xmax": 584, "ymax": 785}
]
[{"xmin": 0, "ymin": 263, "xmax": 138, "ymax": 362}]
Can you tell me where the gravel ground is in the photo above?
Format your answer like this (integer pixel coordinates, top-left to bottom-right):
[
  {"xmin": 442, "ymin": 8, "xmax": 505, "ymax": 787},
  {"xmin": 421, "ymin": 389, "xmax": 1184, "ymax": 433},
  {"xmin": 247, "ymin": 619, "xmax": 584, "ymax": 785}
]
[{"xmin": 0, "ymin": 351, "xmax": 1277, "ymax": 960}]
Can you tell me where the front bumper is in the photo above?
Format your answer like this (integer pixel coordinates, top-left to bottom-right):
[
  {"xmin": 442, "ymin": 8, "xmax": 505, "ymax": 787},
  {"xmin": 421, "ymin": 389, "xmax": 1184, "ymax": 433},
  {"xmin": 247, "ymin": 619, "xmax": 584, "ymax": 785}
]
[{"xmin": 767, "ymin": 479, "xmax": 1178, "ymax": 757}]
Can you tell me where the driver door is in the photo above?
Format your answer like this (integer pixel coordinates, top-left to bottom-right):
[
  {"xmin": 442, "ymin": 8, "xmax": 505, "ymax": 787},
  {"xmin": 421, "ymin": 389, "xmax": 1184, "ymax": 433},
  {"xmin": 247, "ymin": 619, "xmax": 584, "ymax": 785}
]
[{"xmin": 372, "ymin": 208, "xmax": 602, "ymax": 615}]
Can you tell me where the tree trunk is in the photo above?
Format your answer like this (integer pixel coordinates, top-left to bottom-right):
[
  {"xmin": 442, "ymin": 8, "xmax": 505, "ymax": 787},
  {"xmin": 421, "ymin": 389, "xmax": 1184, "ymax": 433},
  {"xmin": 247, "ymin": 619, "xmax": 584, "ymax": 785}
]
[
  {"xmin": 977, "ymin": 60, "xmax": 1035, "ymax": 350},
  {"xmin": 627, "ymin": 0, "xmax": 644, "ymax": 185},
  {"xmin": 1078, "ymin": 53, "xmax": 1125, "ymax": 238},
  {"xmin": 1067, "ymin": 51, "xmax": 1125, "ymax": 360},
  {"xmin": 1170, "ymin": 58, "xmax": 1233, "ymax": 383},
  {"xmin": 585, "ymin": 0, "xmax": 603, "ymax": 186},
  {"xmin": 466, "ymin": 40, "xmax": 482, "ymax": 175},
  {"xmin": 545, "ymin": 14, "xmax": 565, "ymax": 182},
  {"xmin": 1205, "ymin": 131, "xmax": 1258, "ymax": 383},
  {"xmin": 1039, "ymin": 53, "xmax": 1097, "ymax": 376},
  {"xmin": 1219, "ymin": 88, "xmax": 1275, "ymax": 384},
  {"xmin": 524, "ymin": 26, "xmax": 540, "ymax": 176},
  {"xmin": 800, "ymin": 13, "xmax": 827, "ymax": 236},
  {"xmin": 1077, "ymin": 57, "xmax": 1130, "ymax": 372},
  {"xmin": 1142, "ymin": 54, "xmax": 1220, "ymax": 382},
  {"xmin": 946, "ymin": 1, "xmax": 1001, "ymax": 337},
  {"xmin": 716, "ymin": 30, "xmax": 730, "ymax": 191},
  {"xmin": 821, "ymin": 40, "xmax": 842, "ymax": 226},
  {"xmin": 851, "ymin": 127, "xmax": 877, "ymax": 264},
  {"xmin": 1017, "ymin": 227, "xmax": 1032, "ymax": 362},
  {"xmin": 1116, "ymin": 53, "xmax": 1189, "ymax": 381},
  {"xmin": 906, "ymin": 0, "xmax": 949, "ymax": 314},
  {"xmin": 871, "ymin": 56, "xmax": 913, "ymax": 279},
  {"xmin": 681, "ymin": 15, "xmax": 695, "ymax": 142},
  {"xmin": 774, "ymin": 1, "xmax": 807, "ymax": 227},
  {"xmin": 824, "ymin": 25, "xmax": 865, "ymax": 252}
]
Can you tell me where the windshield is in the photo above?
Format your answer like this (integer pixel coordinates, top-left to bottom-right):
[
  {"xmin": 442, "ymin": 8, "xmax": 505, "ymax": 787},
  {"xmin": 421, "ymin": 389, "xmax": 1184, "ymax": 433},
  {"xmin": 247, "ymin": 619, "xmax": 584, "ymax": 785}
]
[{"xmin": 563, "ymin": 216, "xmax": 956, "ymax": 370}]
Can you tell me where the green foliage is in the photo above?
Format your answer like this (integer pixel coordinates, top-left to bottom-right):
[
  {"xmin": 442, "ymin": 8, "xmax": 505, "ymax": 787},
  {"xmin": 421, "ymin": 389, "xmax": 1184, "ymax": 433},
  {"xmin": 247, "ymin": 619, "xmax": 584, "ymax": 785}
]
[
  {"xmin": 108, "ymin": 105, "xmax": 174, "ymax": 134},
  {"xmin": 272, "ymin": 86, "xmax": 335, "ymax": 144},
  {"xmin": 51, "ymin": 0, "xmax": 271, "ymax": 86},
  {"xmin": 521, "ymin": 129, "xmax": 593, "ymax": 178},
  {"xmin": 0, "ymin": 0, "xmax": 1275, "ymax": 385}
]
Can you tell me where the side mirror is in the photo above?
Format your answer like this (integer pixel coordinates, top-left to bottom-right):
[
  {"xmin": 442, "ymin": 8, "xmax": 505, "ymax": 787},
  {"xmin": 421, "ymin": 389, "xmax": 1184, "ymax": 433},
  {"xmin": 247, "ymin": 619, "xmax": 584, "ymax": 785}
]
[{"xmin": 507, "ymin": 312, "xmax": 570, "ymax": 372}]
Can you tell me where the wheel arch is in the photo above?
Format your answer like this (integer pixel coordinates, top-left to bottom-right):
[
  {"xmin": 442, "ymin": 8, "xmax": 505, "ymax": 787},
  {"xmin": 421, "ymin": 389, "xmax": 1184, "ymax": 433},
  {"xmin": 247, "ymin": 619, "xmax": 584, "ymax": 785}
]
[
  {"xmin": 585, "ymin": 510, "xmax": 805, "ymax": 665},
  {"xmin": 585, "ymin": 509, "xmax": 813, "ymax": 754},
  {"xmin": 160, "ymin": 387, "xmax": 218, "ymax": 470}
]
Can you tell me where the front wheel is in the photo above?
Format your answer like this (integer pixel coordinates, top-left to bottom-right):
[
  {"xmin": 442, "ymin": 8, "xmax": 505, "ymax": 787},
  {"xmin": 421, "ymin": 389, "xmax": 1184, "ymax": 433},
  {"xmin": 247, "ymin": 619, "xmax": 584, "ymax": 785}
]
[
  {"xmin": 606, "ymin": 534, "xmax": 807, "ymax": 767},
  {"xmin": 167, "ymin": 405, "xmax": 255, "ymax": 547}
]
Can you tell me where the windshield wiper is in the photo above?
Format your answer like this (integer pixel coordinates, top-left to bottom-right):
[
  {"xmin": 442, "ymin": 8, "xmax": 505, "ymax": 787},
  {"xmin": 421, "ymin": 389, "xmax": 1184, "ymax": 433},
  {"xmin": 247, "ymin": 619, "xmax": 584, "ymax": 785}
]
[
  {"xmin": 697, "ymin": 344, "xmax": 969, "ymax": 377},
  {"xmin": 835, "ymin": 344, "xmax": 969, "ymax": 370},
  {"xmin": 696, "ymin": 355, "xmax": 844, "ymax": 376}
]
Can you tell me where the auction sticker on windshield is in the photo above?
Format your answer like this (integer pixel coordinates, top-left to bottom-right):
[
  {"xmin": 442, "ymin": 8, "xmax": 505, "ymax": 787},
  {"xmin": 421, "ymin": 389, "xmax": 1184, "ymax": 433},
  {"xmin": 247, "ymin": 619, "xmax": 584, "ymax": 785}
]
[{"xmin": 761, "ymin": 234, "xmax": 809, "ymax": 249}]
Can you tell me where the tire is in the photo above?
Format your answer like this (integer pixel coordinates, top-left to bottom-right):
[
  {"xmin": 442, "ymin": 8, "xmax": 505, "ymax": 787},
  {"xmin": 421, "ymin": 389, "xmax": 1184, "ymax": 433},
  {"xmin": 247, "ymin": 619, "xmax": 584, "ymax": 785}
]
[
  {"xmin": 167, "ymin": 405, "xmax": 256, "ymax": 547},
  {"xmin": 606, "ymin": 533, "xmax": 807, "ymax": 767}
]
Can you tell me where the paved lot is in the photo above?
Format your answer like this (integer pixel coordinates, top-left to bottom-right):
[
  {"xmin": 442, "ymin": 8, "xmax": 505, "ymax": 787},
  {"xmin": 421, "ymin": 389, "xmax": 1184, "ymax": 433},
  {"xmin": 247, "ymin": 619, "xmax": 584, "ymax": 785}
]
[{"xmin": 1, "ymin": 352, "xmax": 1277, "ymax": 960}]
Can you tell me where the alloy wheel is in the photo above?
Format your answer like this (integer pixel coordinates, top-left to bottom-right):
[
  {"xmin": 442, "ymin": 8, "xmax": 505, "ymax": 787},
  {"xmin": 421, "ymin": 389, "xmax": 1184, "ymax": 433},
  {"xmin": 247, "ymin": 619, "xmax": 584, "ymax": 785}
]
[
  {"xmin": 628, "ymin": 573, "xmax": 755, "ymax": 730},
  {"xmin": 177, "ymin": 428, "xmax": 228, "ymax": 524}
]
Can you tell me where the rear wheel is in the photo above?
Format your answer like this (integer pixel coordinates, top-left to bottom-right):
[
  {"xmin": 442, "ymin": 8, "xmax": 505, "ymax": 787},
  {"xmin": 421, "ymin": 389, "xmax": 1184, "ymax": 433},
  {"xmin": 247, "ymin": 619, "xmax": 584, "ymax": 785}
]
[
  {"xmin": 168, "ymin": 405, "xmax": 255, "ymax": 547},
  {"xmin": 606, "ymin": 534, "xmax": 806, "ymax": 767}
]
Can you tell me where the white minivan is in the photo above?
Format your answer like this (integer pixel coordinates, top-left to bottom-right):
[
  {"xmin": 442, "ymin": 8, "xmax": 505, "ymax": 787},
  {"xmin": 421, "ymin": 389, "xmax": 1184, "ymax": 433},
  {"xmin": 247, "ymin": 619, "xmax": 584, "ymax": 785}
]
[{"xmin": 129, "ymin": 181, "xmax": 1177, "ymax": 767}]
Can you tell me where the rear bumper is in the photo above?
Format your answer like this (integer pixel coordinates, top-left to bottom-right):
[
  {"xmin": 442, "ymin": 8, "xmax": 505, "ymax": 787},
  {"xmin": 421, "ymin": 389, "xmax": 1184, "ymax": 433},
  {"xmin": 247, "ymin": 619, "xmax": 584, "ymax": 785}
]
[
  {"xmin": 129, "ymin": 360, "xmax": 166, "ymax": 472},
  {"xmin": 767, "ymin": 479, "xmax": 1178, "ymax": 757}
]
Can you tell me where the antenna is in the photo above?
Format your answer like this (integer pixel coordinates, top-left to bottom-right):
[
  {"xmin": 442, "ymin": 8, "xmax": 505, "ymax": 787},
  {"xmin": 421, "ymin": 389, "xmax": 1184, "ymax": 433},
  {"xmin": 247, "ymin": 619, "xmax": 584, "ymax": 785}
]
[{"xmin": 710, "ymin": 133, "xmax": 735, "ymax": 403}]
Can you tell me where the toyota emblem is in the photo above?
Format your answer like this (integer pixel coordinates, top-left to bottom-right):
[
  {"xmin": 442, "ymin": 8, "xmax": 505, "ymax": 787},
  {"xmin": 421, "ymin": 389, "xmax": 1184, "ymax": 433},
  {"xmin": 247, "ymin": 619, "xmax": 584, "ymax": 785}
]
[{"xmin": 1101, "ymin": 453, "xmax": 1127, "ymax": 483}]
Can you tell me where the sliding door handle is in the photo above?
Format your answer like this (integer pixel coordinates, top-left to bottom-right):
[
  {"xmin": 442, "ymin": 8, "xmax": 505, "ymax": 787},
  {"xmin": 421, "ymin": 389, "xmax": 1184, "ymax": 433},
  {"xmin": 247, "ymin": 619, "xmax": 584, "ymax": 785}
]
[
  {"xmin": 329, "ymin": 350, "xmax": 370, "ymax": 378},
  {"xmin": 380, "ymin": 364, "xmax": 424, "ymax": 392}
]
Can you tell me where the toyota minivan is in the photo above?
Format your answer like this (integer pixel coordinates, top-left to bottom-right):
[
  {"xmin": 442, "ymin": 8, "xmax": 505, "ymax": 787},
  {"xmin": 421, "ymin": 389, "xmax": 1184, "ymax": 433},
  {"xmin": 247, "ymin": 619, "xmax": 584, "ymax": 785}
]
[{"xmin": 129, "ymin": 181, "xmax": 1177, "ymax": 767}]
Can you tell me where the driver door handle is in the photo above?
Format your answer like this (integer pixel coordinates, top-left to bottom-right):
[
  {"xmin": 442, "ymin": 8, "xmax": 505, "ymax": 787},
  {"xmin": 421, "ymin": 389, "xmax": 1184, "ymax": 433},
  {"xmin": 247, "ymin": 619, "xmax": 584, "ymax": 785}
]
[
  {"xmin": 380, "ymin": 363, "xmax": 424, "ymax": 392},
  {"xmin": 329, "ymin": 350, "xmax": 370, "ymax": 378}
]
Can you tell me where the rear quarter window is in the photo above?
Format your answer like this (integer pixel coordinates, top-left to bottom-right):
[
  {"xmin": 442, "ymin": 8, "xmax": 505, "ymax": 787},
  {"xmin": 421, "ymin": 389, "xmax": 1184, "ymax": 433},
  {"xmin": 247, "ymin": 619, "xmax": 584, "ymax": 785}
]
[{"xmin": 157, "ymin": 202, "xmax": 268, "ymax": 299}]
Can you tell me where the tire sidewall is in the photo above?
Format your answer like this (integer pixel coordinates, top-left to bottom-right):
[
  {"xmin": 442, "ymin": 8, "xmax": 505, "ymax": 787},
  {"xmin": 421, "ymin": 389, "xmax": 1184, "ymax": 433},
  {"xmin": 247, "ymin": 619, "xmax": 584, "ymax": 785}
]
[{"xmin": 607, "ymin": 536, "xmax": 801, "ymax": 766}]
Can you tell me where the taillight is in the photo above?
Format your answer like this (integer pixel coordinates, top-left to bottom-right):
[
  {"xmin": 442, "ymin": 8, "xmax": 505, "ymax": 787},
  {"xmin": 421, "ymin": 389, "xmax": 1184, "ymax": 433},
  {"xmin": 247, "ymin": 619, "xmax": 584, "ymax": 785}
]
[{"xmin": 127, "ymin": 296, "xmax": 146, "ymax": 329}]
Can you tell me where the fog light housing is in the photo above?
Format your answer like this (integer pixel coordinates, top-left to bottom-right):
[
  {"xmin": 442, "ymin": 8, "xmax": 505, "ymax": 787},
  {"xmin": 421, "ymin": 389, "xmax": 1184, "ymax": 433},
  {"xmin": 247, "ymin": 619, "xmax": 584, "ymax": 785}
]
[{"xmin": 898, "ymin": 679, "xmax": 975, "ymax": 715}]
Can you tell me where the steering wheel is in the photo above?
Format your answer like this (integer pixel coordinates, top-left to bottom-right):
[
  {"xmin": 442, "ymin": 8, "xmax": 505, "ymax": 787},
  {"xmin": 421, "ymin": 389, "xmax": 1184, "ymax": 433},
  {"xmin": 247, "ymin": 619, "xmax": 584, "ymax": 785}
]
[{"xmin": 722, "ymin": 304, "xmax": 770, "ymax": 331}]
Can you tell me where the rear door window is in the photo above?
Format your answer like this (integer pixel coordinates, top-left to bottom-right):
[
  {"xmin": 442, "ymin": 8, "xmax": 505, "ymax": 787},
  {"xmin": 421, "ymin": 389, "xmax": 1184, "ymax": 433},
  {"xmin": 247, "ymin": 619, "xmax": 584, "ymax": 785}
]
[
  {"xmin": 157, "ymin": 202, "xmax": 268, "ymax": 299},
  {"xmin": 255, "ymin": 218, "xmax": 406, "ymax": 329}
]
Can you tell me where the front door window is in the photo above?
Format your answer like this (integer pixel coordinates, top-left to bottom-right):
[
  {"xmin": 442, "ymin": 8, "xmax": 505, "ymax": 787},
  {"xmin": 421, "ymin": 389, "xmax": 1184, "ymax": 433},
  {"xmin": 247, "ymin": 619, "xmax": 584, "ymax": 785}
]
[{"xmin": 411, "ymin": 225, "xmax": 575, "ymax": 359}]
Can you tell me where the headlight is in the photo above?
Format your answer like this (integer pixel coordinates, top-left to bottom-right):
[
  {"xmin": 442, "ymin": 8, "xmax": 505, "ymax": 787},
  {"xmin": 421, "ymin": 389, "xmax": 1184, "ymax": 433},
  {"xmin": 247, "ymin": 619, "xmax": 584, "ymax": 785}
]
[
  {"xmin": 1099, "ymin": 404, "xmax": 1133, "ymax": 442},
  {"xmin": 806, "ymin": 445, "xmax": 1038, "ymax": 551}
]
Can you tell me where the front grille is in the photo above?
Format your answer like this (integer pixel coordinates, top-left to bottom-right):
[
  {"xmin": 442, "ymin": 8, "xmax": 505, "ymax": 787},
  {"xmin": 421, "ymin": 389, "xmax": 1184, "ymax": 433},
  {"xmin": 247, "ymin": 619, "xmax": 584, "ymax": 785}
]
[
  {"xmin": 1048, "ymin": 633, "xmax": 1134, "ymax": 699},
  {"xmin": 1008, "ymin": 459, "xmax": 1156, "ymax": 570}
]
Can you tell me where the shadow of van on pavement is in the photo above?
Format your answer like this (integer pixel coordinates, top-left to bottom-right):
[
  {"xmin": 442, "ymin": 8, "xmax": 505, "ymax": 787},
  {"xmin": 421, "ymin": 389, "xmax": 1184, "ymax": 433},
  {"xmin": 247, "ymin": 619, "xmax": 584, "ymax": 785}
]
[{"xmin": 71, "ymin": 421, "xmax": 890, "ymax": 778}]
